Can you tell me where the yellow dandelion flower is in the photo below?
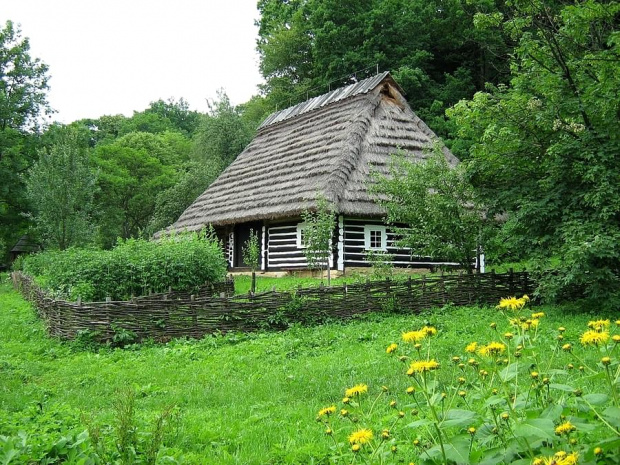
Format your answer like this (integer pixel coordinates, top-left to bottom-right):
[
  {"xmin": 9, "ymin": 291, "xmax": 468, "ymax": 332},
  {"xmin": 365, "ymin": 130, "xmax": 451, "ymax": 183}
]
[
  {"xmin": 477, "ymin": 342, "xmax": 506, "ymax": 357},
  {"xmin": 504, "ymin": 332, "xmax": 514, "ymax": 340},
  {"xmin": 465, "ymin": 342, "xmax": 478, "ymax": 353},
  {"xmin": 601, "ymin": 356, "xmax": 611, "ymax": 366},
  {"xmin": 386, "ymin": 343, "xmax": 398, "ymax": 354},
  {"xmin": 348, "ymin": 428, "xmax": 373, "ymax": 445},
  {"xmin": 594, "ymin": 447, "xmax": 603, "ymax": 455},
  {"xmin": 351, "ymin": 444, "xmax": 361, "ymax": 452},
  {"xmin": 422, "ymin": 326, "xmax": 437, "ymax": 336},
  {"xmin": 318, "ymin": 406, "xmax": 336, "ymax": 417},
  {"xmin": 613, "ymin": 334, "xmax": 620, "ymax": 343},
  {"xmin": 402, "ymin": 330, "xmax": 425, "ymax": 343},
  {"xmin": 532, "ymin": 312, "xmax": 545, "ymax": 319},
  {"xmin": 557, "ymin": 452, "xmax": 578, "ymax": 465},
  {"xmin": 555, "ymin": 421, "xmax": 576, "ymax": 436},
  {"xmin": 588, "ymin": 319, "xmax": 610, "ymax": 331},
  {"xmin": 497, "ymin": 295, "xmax": 528, "ymax": 311},
  {"xmin": 580, "ymin": 330, "xmax": 609, "ymax": 346},
  {"xmin": 345, "ymin": 384, "xmax": 368, "ymax": 397},
  {"xmin": 616, "ymin": 320, "xmax": 620, "ymax": 326},
  {"xmin": 408, "ymin": 359, "xmax": 440, "ymax": 374}
]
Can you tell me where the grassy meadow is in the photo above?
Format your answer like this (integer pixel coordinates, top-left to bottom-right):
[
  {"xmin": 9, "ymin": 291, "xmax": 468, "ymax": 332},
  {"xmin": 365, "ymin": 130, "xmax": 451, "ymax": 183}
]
[{"xmin": 1, "ymin": 273, "xmax": 618, "ymax": 464}]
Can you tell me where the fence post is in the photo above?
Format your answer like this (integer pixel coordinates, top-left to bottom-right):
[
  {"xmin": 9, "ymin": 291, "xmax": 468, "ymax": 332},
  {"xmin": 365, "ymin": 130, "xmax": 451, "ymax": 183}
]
[
  {"xmin": 440, "ymin": 271, "xmax": 446, "ymax": 304},
  {"xmin": 509, "ymin": 268, "xmax": 515, "ymax": 295}
]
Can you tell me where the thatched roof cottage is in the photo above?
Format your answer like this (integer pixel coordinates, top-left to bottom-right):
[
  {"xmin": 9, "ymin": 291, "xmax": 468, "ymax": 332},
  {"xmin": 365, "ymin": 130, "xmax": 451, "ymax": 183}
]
[{"xmin": 159, "ymin": 72, "xmax": 460, "ymax": 272}]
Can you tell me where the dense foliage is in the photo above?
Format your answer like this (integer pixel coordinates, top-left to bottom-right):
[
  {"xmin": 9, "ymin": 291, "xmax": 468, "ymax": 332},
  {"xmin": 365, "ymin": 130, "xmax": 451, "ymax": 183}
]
[
  {"xmin": 374, "ymin": 148, "xmax": 486, "ymax": 271},
  {"xmin": 20, "ymin": 232, "xmax": 227, "ymax": 301},
  {"xmin": 449, "ymin": 0, "xmax": 620, "ymax": 308},
  {"xmin": 0, "ymin": 20, "xmax": 51, "ymax": 261}
]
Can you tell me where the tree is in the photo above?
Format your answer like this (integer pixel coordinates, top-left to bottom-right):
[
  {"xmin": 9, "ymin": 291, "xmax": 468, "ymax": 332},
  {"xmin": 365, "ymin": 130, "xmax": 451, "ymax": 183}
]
[
  {"xmin": 191, "ymin": 91, "xmax": 254, "ymax": 169},
  {"xmin": 448, "ymin": 0, "xmax": 620, "ymax": 307},
  {"xmin": 373, "ymin": 148, "xmax": 486, "ymax": 272},
  {"xmin": 93, "ymin": 132, "xmax": 180, "ymax": 247},
  {"xmin": 242, "ymin": 229, "xmax": 261, "ymax": 293},
  {"xmin": 25, "ymin": 128, "xmax": 97, "ymax": 250},
  {"xmin": 0, "ymin": 20, "xmax": 51, "ymax": 260},
  {"xmin": 301, "ymin": 195, "xmax": 336, "ymax": 285}
]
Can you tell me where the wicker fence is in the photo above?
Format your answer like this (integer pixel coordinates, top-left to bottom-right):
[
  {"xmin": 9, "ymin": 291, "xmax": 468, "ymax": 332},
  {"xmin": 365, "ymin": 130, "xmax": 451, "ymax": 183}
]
[{"xmin": 11, "ymin": 270, "xmax": 534, "ymax": 342}]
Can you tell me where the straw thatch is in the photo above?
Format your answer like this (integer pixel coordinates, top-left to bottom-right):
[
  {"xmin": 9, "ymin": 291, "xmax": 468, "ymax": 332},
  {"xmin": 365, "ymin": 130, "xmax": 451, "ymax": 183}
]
[{"xmin": 159, "ymin": 72, "xmax": 458, "ymax": 235}]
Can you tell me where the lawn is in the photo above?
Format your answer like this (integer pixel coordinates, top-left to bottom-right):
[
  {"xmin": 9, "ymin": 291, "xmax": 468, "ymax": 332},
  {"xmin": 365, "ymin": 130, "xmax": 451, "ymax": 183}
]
[{"xmin": 0, "ymin": 273, "xmax": 618, "ymax": 464}]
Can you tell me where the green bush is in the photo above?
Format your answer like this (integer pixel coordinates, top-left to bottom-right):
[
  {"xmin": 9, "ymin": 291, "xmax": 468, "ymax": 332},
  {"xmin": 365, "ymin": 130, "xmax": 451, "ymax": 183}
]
[{"xmin": 22, "ymin": 230, "xmax": 227, "ymax": 301}]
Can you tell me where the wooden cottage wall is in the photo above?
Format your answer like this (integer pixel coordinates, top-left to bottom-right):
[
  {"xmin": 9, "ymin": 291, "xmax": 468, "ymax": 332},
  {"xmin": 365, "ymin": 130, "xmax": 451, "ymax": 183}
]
[
  {"xmin": 266, "ymin": 222, "xmax": 308, "ymax": 270},
  {"xmin": 342, "ymin": 217, "xmax": 458, "ymax": 269}
]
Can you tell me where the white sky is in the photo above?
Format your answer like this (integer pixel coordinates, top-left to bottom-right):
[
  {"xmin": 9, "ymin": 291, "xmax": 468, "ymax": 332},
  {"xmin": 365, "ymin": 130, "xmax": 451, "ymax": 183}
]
[{"xmin": 1, "ymin": 0, "xmax": 264, "ymax": 124}]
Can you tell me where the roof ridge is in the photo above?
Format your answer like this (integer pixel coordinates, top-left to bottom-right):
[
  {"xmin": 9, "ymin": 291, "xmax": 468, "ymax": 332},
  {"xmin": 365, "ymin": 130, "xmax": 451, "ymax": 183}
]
[{"xmin": 258, "ymin": 71, "xmax": 392, "ymax": 130}]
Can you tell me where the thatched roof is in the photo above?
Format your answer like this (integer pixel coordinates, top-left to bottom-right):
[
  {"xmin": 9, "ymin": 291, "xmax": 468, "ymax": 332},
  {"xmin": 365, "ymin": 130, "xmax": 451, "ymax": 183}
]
[{"xmin": 159, "ymin": 72, "xmax": 458, "ymax": 235}]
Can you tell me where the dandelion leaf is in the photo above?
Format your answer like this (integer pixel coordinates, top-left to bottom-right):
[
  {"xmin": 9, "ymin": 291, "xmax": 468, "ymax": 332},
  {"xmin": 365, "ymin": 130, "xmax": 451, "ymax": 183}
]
[
  {"xmin": 441, "ymin": 409, "xmax": 478, "ymax": 428},
  {"xmin": 499, "ymin": 362, "xmax": 520, "ymax": 382},
  {"xmin": 602, "ymin": 406, "xmax": 620, "ymax": 428},
  {"xmin": 583, "ymin": 393, "xmax": 609, "ymax": 406},
  {"xmin": 539, "ymin": 404, "xmax": 563, "ymax": 419},
  {"xmin": 513, "ymin": 418, "xmax": 555, "ymax": 441}
]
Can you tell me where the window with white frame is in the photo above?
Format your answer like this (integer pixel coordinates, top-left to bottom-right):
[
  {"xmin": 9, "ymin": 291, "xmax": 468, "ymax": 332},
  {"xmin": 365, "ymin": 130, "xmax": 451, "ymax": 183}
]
[
  {"xmin": 296, "ymin": 222, "xmax": 307, "ymax": 248},
  {"xmin": 364, "ymin": 225, "xmax": 387, "ymax": 251}
]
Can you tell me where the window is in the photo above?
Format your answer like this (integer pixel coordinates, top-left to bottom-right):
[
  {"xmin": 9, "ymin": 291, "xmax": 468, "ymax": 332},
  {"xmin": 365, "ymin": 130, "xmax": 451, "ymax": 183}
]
[
  {"xmin": 296, "ymin": 222, "xmax": 307, "ymax": 248},
  {"xmin": 364, "ymin": 225, "xmax": 387, "ymax": 251}
]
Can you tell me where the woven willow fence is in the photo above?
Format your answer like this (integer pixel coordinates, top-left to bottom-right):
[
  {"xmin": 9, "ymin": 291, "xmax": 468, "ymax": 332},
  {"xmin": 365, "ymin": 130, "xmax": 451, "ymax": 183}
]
[{"xmin": 12, "ymin": 270, "xmax": 534, "ymax": 342}]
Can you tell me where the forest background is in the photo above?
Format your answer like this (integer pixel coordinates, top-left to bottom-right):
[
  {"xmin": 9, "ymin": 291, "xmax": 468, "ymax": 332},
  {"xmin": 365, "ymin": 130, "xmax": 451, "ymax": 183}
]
[{"xmin": 1, "ymin": 0, "xmax": 618, "ymax": 308}]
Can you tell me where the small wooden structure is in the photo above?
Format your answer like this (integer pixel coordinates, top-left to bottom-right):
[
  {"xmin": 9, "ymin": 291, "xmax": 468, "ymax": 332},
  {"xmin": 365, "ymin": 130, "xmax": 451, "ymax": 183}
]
[
  {"xmin": 157, "ymin": 72, "xmax": 460, "ymax": 272},
  {"xmin": 10, "ymin": 235, "xmax": 40, "ymax": 262}
]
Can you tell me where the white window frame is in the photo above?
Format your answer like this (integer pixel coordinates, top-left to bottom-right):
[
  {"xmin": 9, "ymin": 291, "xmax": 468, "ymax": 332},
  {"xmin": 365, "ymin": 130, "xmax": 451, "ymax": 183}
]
[
  {"xmin": 364, "ymin": 225, "xmax": 387, "ymax": 251},
  {"xmin": 296, "ymin": 222, "xmax": 307, "ymax": 249}
]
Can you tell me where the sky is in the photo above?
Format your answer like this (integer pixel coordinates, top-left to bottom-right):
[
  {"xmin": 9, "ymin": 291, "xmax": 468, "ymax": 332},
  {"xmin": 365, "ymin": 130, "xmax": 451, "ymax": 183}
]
[{"xmin": 1, "ymin": 0, "xmax": 264, "ymax": 124}]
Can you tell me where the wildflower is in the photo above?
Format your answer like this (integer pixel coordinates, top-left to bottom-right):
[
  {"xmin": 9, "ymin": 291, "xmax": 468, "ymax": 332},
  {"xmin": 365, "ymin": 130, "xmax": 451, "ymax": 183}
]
[
  {"xmin": 616, "ymin": 320, "xmax": 620, "ymax": 326},
  {"xmin": 490, "ymin": 322, "xmax": 497, "ymax": 329},
  {"xmin": 478, "ymin": 342, "xmax": 506, "ymax": 357},
  {"xmin": 349, "ymin": 428, "xmax": 373, "ymax": 445},
  {"xmin": 532, "ymin": 312, "xmax": 545, "ymax": 319},
  {"xmin": 492, "ymin": 388, "xmax": 498, "ymax": 395},
  {"xmin": 381, "ymin": 429, "xmax": 390, "ymax": 439},
  {"xmin": 398, "ymin": 410, "xmax": 405, "ymax": 418},
  {"xmin": 558, "ymin": 326, "xmax": 566, "ymax": 333},
  {"xmin": 452, "ymin": 356, "xmax": 461, "ymax": 363},
  {"xmin": 458, "ymin": 377, "xmax": 466, "ymax": 385},
  {"xmin": 318, "ymin": 406, "xmax": 336, "ymax": 417},
  {"xmin": 613, "ymin": 335, "xmax": 620, "ymax": 343},
  {"xmin": 414, "ymin": 343, "xmax": 422, "ymax": 350},
  {"xmin": 468, "ymin": 358, "xmax": 478, "ymax": 366},
  {"xmin": 389, "ymin": 400, "xmax": 397, "ymax": 408},
  {"xmin": 351, "ymin": 444, "xmax": 360, "ymax": 452},
  {"xmin": 408, "ymin": 359, "xmax": 440, "ymax": 374},
  {"xmin": 345, "ymin": 384, "xmax": 368, "ymax": 397},
  {"xmin": 382, "ymin": 385, "xmax": 389, "ymax": 392},
  {"xmin": 406, "ymin": 386, "xmax": 415, "ymax": 395},
  {"xmin": 497, "ymin": 295, "xmax": 528, "ymax": 311},
  {"xmin": 422, "ymin": 326, "xmax": 437, "ymax": 336},
  {"xmin": 557, "ymin": 335, "xmax": 564, "ymax": 341},
  {"xmin": 562, "ymin": 343, "xmax": 572, "ymax": 352},
  {"xmin": 504, "ymin": 332, "xmax": 514, "ymax": 340},
  {"xmin": 567, "ymin": 363, "xmax": 574, "ymax": 370},
  {"xmin": 402, "ymin": 330, "xmax": 425, "ymax": 343},
  {"xmin": 594, "ymin": 447, "xmax": 603, "ymax": 456},
  {"xmin": 341, "ymin": 409, "xmax": 349, "ymax": 416},
  {"xmin": 580, "ymin": 330, "xmax": 609, "ymax": 346},
  {"xmin": 391, "ymin": 445, "xmax": 397, "ymax": 453},
  {"xmin": 413, "ymin": 439, "xmax": 420, "ymax": 446},
  {"xmin": 458, "ymin": 390, "xmax": 466, "ymax": 397},
  {"xmin": 542, "ymin": 377, "xmax": 550, "ymax": 385},
  {"xmin": 555, "ymin": 421, "xmax": 576, "ymax": 436},
  {"xmin": 386, "ymin": 343, "xmax": 398, "ymax": 354},
  {"xmin": 325, "ymin": 427, "xmax": 333, "ymax": 435},
  {"xmin": 342, "ymin": 397, "xmax": 350, "ymax": 404},
  {"xmin": 601, "ymin": 356, "xmax": 611, "ymax": 366},
  {"xmin": 531, "ymin": 371, "xmax": 539, "ymax": 379},
  {"xmin": 468, "ymin": 427, "xmax": 476, "ymax": 435},
  {"xmin": 465, "ymin": 342, "xmax": 478, "ymax": 353},
  {"xmin": 501, "ymin": 412, "xmax": 509, "ymax": 421},
  {"xmin": 588, "ymin": 319, "xmax": 610, "ymax": 331},
  {"xmin": 458, "ymin": 363, "xmax": 465, "ymax": 369},
  {"xmin": 521, "ymin": 319, "xmax": 539, "ymax": 331}
]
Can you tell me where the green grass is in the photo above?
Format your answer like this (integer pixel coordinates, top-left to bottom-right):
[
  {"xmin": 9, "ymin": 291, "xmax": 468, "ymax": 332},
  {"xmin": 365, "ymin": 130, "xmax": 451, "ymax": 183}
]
[{"xmin": 0, "ymin": 273, "xmax": 617, "ymax": 464}]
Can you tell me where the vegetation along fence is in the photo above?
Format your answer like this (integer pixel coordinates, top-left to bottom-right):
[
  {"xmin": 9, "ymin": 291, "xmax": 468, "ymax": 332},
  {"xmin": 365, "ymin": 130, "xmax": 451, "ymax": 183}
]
[{"xmin": 11, "ymin": 270, "xmax": 534, "ymax": 342}]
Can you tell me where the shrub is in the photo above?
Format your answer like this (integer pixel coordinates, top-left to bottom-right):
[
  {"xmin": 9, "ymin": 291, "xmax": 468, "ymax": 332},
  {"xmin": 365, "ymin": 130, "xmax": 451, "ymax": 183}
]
[{"xmin": 22, "ymin": 230, "xmax": 227, "ymax": 301}]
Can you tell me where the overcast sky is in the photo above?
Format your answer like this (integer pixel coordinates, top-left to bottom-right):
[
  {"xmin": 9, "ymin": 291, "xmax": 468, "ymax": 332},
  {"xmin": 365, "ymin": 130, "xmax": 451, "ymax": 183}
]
[{"xmin": 1, "ymin": 0, "xmax": 264, "ymax": 124}]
